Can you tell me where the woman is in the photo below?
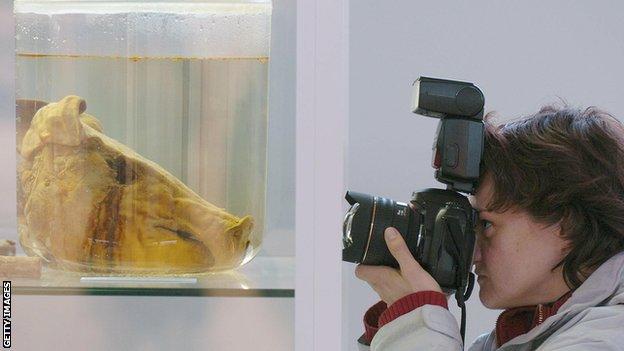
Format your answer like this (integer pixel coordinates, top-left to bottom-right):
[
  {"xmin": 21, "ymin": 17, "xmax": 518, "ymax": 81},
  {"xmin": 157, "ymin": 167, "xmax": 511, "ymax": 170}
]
[{"xmin": 356, "ymin": 104, "xmax": 624, "ymax": 350}]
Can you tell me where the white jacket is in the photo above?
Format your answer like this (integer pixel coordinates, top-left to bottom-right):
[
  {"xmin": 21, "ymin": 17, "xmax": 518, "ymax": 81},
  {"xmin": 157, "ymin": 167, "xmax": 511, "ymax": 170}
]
[{"xmin": 363, "ymin": 251, "xmax": 624, "ymax": 350}]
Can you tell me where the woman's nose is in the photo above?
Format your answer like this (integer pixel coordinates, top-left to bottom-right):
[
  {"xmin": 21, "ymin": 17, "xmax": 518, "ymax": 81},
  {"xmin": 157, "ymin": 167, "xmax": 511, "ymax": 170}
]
[{"xmin": 472, "ymin": 240, "xmax": 482, "ymax": 263}]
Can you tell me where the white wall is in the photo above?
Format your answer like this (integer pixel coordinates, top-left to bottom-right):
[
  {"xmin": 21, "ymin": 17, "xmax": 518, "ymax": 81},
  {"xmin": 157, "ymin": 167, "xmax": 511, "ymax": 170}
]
[{"xmin": 343, "ymin": 0, "xmax": 624, "ymax": 349}]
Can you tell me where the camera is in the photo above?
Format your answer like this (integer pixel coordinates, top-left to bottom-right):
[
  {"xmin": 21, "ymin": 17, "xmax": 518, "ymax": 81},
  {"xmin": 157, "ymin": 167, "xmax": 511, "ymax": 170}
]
[{"xmin": 343, "ymin": 77, "xmax": 485, "ymax": 296}]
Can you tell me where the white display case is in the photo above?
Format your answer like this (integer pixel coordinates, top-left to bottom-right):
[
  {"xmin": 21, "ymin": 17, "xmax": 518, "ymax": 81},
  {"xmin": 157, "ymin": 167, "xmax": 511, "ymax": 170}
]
[{"xmin": 3, "ymin": 0, "xmax": 348, "ymax": 349}]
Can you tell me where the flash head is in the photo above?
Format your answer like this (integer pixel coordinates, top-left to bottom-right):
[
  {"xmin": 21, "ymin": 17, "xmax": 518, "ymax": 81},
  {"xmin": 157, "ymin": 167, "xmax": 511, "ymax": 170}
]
[
  {"xmin": 411, "ymin": 76, "xmax": 485, "ymax": 194},
  {"xmin": 411, "ymin": 77, "xmax": 484, "ymax": 120}
]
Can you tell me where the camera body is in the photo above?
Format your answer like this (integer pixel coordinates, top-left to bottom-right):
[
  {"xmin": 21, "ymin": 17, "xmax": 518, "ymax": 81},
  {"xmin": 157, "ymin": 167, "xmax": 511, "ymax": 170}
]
[{"xmin": 343, "ymin": 77, "xmax": 484, "ymax": 295}]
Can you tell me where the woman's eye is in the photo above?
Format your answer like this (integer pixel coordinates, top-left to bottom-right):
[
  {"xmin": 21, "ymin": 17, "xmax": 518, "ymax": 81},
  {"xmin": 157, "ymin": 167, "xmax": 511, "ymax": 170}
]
[{"xmin": 481, "ymin": 219, "xmax": 492, "ymax": 230}]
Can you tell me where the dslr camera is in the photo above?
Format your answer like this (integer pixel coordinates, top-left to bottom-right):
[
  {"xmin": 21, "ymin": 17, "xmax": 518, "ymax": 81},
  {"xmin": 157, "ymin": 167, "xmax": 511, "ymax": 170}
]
[{"xmin": 343, "ymin": 77, "xmax": 485, "ymax": 300}]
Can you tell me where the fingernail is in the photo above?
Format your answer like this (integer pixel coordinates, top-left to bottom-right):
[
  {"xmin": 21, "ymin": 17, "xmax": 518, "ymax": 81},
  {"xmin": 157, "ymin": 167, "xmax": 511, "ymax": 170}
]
[{"xmin": 384, "ymin": 227, "xmax": 398, "ymax": 241}]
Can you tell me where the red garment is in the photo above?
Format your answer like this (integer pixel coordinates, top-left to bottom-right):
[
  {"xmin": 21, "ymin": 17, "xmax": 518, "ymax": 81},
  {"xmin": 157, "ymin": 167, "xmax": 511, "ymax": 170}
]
[
  {"xmin": 360, "ymin": 290, "xmax": 448, "ymax": 345},
  {"xmin": 495, "ymin": 290, "xmax": 573, "ymax": 347}
]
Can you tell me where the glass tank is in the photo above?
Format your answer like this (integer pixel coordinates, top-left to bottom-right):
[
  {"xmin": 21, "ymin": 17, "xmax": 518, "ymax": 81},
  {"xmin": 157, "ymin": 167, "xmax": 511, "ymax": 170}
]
[{"xmin": 14, "ymin": 0, "xmax": 272, "ymax": 274}]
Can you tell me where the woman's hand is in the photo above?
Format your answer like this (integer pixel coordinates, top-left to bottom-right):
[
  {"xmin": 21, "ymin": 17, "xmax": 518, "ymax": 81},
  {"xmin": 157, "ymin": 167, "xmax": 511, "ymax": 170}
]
[{"xmin": 355, "ymin": 227, "xmax": 443, "ymax": 306}]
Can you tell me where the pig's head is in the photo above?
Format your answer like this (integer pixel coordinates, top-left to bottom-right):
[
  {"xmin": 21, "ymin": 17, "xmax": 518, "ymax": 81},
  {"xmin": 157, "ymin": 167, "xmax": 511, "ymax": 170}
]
[{"xmin": 17, "ymin": 95, "xmax": 253, "ymax": 274}]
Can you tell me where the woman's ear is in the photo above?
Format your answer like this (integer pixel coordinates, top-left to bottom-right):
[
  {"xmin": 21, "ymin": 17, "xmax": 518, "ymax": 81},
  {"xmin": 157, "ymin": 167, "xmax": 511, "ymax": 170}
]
[{"xmin": 551, "ymin": 220, "xmax": 573, "ymax": 256}]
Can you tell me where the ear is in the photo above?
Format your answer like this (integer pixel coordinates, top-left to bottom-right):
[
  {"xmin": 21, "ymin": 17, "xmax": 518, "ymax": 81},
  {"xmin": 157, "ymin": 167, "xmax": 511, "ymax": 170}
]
[
  {"xmin": 21, "ymin": 95, "xmax": 87, "ymax": 158},
  {"xmin": 549, "ymin": 220, "xmax": 572, "ymax": 256},
  {"xmin": 64, "ymin": 95, "xmax": 87, "ymax": 116}
]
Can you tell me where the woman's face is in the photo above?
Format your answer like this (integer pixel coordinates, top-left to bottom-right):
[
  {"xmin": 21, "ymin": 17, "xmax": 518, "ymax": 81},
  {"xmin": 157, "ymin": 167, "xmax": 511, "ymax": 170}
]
[{"xmin": 469, "ymin": 176, "xmax": 571, "ymax": 309}]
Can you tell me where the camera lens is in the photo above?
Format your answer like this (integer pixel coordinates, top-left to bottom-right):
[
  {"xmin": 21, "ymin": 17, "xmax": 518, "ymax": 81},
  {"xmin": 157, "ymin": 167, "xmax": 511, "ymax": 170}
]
[{"xmin": 342, "ymin": 191, "xmax": 419, "ymax": 267}]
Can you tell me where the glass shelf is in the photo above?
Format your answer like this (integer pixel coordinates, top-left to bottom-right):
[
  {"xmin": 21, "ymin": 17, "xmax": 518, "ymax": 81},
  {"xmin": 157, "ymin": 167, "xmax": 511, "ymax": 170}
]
[{"xmin": 10, "ymin": 256, "xmax": 294, "ymax": 297}]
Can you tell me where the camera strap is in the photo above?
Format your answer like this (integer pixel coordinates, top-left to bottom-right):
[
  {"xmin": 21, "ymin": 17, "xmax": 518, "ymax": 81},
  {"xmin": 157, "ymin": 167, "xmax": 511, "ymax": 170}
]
[{"xmin": 446, "ymin": 218, "xmax": 476, "ymax": 349}]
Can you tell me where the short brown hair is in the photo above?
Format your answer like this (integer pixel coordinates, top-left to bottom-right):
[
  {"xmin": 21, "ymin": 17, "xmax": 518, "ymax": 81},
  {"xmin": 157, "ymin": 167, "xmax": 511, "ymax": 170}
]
[{"xmin": 481, "ymin": 104, "xmax": 624, "ymax": 288}]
